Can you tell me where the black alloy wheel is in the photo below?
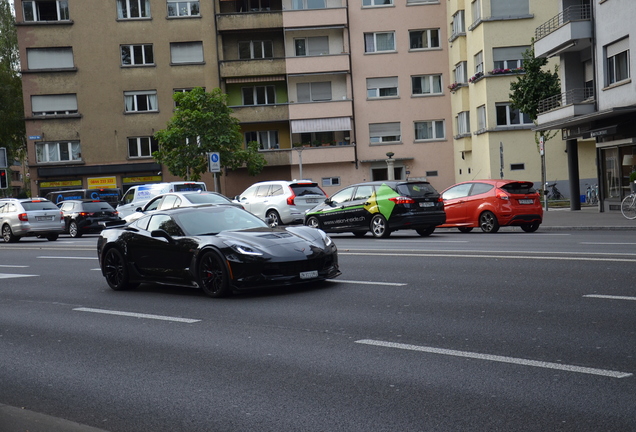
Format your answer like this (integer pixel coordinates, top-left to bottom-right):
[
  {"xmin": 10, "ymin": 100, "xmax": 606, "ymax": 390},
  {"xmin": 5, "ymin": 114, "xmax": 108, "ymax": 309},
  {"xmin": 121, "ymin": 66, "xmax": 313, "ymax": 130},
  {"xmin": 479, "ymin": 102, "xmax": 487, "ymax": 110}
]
[
  {"xmin": 479, "ymin": 211, "xmax": 500, "ymax": 233},
  {"xmin": 198, "ymin": 251, "xmax": 231, "ymax": 298},
  {"xmin": 103, "ymin": 248, "xmax": 135, "ymax": 291}
]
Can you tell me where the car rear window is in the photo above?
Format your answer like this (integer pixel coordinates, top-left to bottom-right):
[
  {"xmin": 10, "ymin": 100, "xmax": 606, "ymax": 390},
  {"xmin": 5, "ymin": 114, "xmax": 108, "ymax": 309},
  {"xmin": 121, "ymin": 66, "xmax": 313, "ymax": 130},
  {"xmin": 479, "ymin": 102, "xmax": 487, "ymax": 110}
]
[
  {"xmin": 501, "ymin": 182, "xmax": 536, "ymax": 194},
  {"xmin": 82, "ymin": 202, "xmax": 115, "ymax": 212},
  {"xmin": 396, "ymin": 182, "xmax": 438, "ymax": 197},
  {"xmin": 186, "ymin": 194, "xmax": 230, "ymax": 204},
  {"xmin": 21, "ymin": 201, "xmax": 59, "ymax": 211},
  {"xmin": 290, "ymin": 183, "xmax": 326, "ymax": 196},
  {"xmin": 173, "ymin": 183, "xmax": 205, "ymax": 192}
]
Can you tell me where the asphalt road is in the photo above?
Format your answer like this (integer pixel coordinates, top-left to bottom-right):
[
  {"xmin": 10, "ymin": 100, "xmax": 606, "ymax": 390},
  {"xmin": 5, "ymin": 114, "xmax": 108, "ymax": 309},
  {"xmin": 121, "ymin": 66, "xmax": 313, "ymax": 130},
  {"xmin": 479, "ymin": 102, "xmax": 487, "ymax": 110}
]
[{"xmin": 1, "ymin": 230, "xmax": 635, "ymax": 431}]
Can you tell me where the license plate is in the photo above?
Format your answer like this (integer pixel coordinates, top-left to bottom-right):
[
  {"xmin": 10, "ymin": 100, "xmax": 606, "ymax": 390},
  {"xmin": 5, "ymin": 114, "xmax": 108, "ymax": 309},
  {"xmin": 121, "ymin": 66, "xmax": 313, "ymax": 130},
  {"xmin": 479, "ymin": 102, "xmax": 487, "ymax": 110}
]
[
  {"xmin": 305, "ymin": 199, "xmax": 319, "ymax": 204},
  {"xmin": 419, "ymin": 202, "xmax": 434, "ymax": 207},
  {"xmin": 300, "ymin": 270, "xmax": 318, "ymax": 279},
  {"xmin": 36, "ymin": 216, "xmax": 54, "ymax": 221},
  {"xmin": 519, "ymin": 199, "xmax": 534, "ymax": 204}
]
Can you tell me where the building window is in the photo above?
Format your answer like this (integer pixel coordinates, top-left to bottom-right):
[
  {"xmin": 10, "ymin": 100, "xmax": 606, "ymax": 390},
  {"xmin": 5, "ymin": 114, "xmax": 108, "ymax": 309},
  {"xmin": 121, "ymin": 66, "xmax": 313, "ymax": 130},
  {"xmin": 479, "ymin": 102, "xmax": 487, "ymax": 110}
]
[
  {"xmin": 170, "ymin": 42, "xmax": 204, "ymax": 64},
  {"xmin": 426, "ymin": 170, "xmax": 438, "ymax": 177},
  {"xmin": 412, "ymin": 74, "xmax": 442, "ymax": 95},
  {"xmin": 364, "ymin": 32, "xmax": 396, "ymax": 53},
  {"xmin": 167, "ymin": 0, "xmax": 200, "ymax": 17},
  {"xmin": 471, "ymin": 0, "xmax": 481, "ymax": 23},
  {"xmin": 409, "ymin": 29, "xmax": 440, "ymax": 50},
  {"xmin": 322, "ymin": 177, "xmax": 340, "ymax": 187},
  {"xmin": 245, "ymin": 131, "xmax": 279, "ymax": 150},
  {"xmin": 22, "ymin": 0, "xmax": 69, "ymax": 22},
  {"xmin": 124, "ymin": 90, "xmax": 158, "ymax": 113},
  {"xmin": 31, "ymin": 94, "xmax": 78, "ymax": 116},
  {"xmin": 128, "ymin": 137, "xmax": 158, "ymax": 158},
  {"xmin": 35, "ymin": 141, "xmax": 81, "ymax": 163},
  {"xmin": 490, "ymin": 0, "xmax": 528, "ymax": 17},
  {"xmin": 117, "ymin": 0, "xmax": 150, "ymax": 19},
  {"xmin": 477, "ymin": 105, "xmax": 486, "ymax": 130},
  {"xmin": 454, "ymin": 61, "xmax": 467, "ymax": 83},
  {"xmin": 245, "ymin": 0, "xmax": 271, "ymax": 11},
  {"xmin": 242, "ymin": 86, "xmax": 276, "ymax": 105},
  {"xmin": 369, "ymin": 122, "xmax": 401, "ymax": 143},
  {"xmin": 121, "ymin": 44, "xmax": 154, "ymax": 66},
  {"xmin": 367, "ymin": 77, "xmax": 398, "ymax": 98},
  {"xmin": 496, "ymin": 103, "xmax": 532, "ymax": 126},
  {"xmin": 457, "ymin": 111, "xmax": 470, "ymax": 135},
  {"xmin": 26, "ymin": 47, "xmax": 74, "ymax": 70},
  {"xmin": 451, "ymin": 10, "xmax": 465, "ymax": 38},
  {"xmin": 493, "ymin": 46, "xmax": 528, "ymax": 70},
  {"xmin": 294, "ymin": 36, "xmax": 329, "ymax": 56},
  {"xmin": 363, "ymin": 0, "xmax": 393, "ymax": 6},
  {"xmin": 474, "ymin": 51, "xmax": 483, "ymax": 74},
  {"xmin": 292, "ymin": 0, "xmax": 326, "ymax": 9},
  {"xmin": 606, "ymin": 38, "xmax": 630, "ymax": 85},
  {"xmin": 239, "ymin": 40, "xmax": 273, "ymax": 59},
  {"xmin": 415, "ymin": 120, "xmax": 445, "ymax": 141},
  {"xmin": 297, "ymin": 82, "xmax": 332, "ymax": 102},
  {"xmin": 510, "ymin": 163, "xmax": 525, "ymax": 171}
]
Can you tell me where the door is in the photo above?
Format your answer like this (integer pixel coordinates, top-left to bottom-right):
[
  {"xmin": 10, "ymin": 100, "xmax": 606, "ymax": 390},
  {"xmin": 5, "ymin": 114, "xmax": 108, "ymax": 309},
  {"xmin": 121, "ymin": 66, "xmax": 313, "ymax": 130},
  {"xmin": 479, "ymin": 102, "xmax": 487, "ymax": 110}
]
[{"xmin": 441, "ymin": 183, "xmax": 473, "ymax": 224}]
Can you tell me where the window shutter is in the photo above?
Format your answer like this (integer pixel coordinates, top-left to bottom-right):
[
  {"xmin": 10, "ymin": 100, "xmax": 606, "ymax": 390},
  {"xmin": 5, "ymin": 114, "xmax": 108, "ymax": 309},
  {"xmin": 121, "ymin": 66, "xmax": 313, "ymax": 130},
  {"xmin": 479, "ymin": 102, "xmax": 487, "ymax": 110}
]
[
  {"xmin": 171, "ymin": 42, "xmax": 204, "ymax": 63},
  {"xmin": 308, "ymin": 37, "xmax": 329, "ymax": 55},
  {"xmin": 27, "ymin": 48, "xmax": 74, "ymax": 69},
  {"xmin": 31, "ymin": 94, "xmax": 78, "ymax": 112},
  {"xmin": 369, "ymin": 122, "xmax": 400, "ymax": 137},
  {"xmin": 490, "ymin": 0, "xmax": 528, "ymax": 17},
  {"xmin": 297, "ymin": 83, "xmax": 311, "ymax": 102},
  {"xmin": 607, "ymin": 38, "xmax": 629, "ymax": 57},
  {"xmin": 493, "ymin": 46, "xmax": 528, "ymax": 62},
  {"xmin": 367, "ymin": 77, "xmax": 398, "ymax": 89},
  {"xmin": 311, "ymin": 82, "xmax": 332, "ymax": 101}
]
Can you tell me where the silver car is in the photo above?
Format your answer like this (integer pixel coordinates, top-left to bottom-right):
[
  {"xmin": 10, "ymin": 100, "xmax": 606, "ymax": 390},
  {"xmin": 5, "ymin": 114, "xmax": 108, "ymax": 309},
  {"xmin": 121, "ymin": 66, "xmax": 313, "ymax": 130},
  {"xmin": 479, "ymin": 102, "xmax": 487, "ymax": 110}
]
[
  {"xmin": 0, "ymin": 197, "xmax": 65, "ymax": 242},
  {"xmin": 234, "ymin": 180, "xmax": 327, "ymax": 226}
]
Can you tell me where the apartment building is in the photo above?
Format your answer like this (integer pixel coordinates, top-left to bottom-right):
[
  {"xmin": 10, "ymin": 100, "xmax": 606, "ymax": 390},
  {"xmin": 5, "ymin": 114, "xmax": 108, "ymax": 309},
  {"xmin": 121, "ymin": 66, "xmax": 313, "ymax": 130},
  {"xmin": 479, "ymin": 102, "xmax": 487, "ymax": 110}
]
[
  {"xmin": 15, "ymin": 0, "xmax": 454, "ymax": 200},
  {"xmin": 446, "ymin": 0, "xmax": 595, "ymax": 195},
  {"xmin": 534, "ymin": 0, "xmax": 635, "ymax": 212}
]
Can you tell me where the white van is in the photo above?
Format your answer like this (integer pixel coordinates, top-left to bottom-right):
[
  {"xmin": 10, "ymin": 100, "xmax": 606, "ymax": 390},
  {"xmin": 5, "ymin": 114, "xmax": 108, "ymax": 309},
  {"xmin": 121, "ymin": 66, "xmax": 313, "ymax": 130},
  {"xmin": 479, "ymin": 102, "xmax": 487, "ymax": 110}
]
[{"xmin": 116, "ymin": 181, "xmax": 206, "ymax": 218}]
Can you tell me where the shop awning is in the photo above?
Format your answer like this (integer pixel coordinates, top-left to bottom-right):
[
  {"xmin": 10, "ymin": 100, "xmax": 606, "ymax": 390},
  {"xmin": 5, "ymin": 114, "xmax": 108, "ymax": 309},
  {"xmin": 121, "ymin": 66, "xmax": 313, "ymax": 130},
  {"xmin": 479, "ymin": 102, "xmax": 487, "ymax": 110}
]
[{"xmin": 291, "ymin": 117, "xmax": 351, "ymax": 133}]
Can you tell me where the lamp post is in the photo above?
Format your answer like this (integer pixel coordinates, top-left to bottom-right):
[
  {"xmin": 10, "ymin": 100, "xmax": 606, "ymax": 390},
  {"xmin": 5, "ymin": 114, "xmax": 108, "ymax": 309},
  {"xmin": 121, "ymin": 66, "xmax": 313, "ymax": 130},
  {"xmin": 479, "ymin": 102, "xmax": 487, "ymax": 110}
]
[
  {"xmin": 385, "ymin": 152, "xmax": 395, "ymax": 180},
  {"xmin": 296, "ymin": 146, "xmax": 304, "ymax": 179}
]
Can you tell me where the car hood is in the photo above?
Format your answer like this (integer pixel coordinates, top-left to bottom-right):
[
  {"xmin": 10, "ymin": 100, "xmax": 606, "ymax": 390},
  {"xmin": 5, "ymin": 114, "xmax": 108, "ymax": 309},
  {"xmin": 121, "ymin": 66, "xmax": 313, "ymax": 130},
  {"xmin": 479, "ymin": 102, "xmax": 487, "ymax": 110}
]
[{"xmin": 213, "ymin": 226, "xmax": 331, "ymax": 254}]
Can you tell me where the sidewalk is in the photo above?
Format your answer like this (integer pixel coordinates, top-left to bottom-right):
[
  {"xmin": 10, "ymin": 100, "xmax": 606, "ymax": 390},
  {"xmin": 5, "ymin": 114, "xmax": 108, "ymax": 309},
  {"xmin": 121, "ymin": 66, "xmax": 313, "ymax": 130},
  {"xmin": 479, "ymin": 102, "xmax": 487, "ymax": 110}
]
[{"xmin": 539, "ymin": 205, "xmax": 636, "ymax": 230}]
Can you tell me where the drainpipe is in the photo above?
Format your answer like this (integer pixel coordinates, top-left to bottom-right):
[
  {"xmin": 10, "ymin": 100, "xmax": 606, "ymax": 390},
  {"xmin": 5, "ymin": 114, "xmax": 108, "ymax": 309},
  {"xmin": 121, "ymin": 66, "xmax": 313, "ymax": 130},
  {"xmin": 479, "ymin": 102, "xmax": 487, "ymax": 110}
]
[{"xmin": 344, "ymin": 0, "xmax": 358, "ymax": 169}]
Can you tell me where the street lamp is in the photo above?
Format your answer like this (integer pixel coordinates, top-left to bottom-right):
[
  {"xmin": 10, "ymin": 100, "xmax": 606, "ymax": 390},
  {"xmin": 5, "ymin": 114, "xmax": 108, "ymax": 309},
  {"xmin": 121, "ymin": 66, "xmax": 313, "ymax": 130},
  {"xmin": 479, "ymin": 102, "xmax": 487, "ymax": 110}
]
[{"xmin": 385, "ymin": 152, "xmax": 395, "ymax": 180}]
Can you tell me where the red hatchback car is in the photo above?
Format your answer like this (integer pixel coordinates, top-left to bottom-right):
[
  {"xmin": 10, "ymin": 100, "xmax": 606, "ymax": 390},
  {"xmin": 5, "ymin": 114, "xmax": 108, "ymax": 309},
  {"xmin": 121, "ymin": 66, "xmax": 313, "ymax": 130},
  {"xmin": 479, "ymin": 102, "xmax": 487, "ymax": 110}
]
[{"xmin": 438, "ymin": 180, "xmax": 543, "ymax": 233}]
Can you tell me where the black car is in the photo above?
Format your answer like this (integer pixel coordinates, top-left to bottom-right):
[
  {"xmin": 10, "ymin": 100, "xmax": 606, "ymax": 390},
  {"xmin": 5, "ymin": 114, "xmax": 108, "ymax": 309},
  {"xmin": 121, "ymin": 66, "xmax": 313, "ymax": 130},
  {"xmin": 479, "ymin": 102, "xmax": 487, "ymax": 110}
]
[
  {"xmin": 97, "ymin": 205, "xmax": 341, "ymax": 298},
  {"xmin": 304, "ymin": 180, "xmax": 446, "ymax": 238},
  {"xmin": 58, "ymin": 199, "xmax": 120, "ymax": 238}
]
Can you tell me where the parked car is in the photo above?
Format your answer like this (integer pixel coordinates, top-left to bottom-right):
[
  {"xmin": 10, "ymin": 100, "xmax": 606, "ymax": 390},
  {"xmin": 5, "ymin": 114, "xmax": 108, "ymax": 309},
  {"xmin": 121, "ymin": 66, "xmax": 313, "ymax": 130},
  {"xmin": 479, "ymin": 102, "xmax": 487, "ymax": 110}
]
[
  {"xmin": 97, "ymin": 205, "xmax": 341, "ymax": 298},
  {"xmin": 0, "ymin": 197, "xmax": 64, "ymax": 242},
  {"xmin": 58, "ymin": 199, "xmax": 120, "ymax": 238},
  {"xmin": 438, "ymin": 179, "xmax": 543, "ymax": 233},
  {"xmin": 124, "ymin": 191, "xmax": 243, "ymax": 222},
  {"xmin": 304, "ymin": 180, "xmax": 446, "ymax": 238},
  {"xmin": 234, "ymin": 180, "xmax": 327, "ymax": 226},
  {"xmin": 116, "ymin": 181, "xmax": 207, "ymax": 218}
]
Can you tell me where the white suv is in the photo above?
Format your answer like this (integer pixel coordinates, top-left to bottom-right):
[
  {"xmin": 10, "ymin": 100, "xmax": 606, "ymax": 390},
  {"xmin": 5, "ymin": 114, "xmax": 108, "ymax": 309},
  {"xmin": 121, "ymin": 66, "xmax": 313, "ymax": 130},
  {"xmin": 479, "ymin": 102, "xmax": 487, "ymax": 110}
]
[{"xmin": 234, "ymin": 180, "xmax": 327, "ymax": 226}]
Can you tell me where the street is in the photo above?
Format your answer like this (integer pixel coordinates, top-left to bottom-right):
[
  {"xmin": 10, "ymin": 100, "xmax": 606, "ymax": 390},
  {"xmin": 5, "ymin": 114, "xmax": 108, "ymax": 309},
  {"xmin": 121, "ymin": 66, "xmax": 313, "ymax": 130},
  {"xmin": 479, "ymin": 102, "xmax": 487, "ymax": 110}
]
[{"xmin": 1, "ymin": 230, "xmax": 635, "ymax": 431}]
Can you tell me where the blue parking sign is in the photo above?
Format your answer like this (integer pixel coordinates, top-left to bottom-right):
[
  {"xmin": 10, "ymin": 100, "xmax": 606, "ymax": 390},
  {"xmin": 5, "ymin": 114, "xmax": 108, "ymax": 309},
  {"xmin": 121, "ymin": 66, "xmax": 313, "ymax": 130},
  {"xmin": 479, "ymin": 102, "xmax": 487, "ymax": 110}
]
[{"xmin": 208, "ymin": 152, "xmax": 220, "ymax": 173}]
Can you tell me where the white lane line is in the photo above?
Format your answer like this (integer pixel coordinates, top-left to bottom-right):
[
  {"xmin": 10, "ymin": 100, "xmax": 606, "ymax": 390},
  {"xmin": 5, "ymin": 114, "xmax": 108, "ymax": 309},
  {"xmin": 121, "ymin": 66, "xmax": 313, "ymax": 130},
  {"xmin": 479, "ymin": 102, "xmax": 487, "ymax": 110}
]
[
  {"xmin": 38, "ymin": 256, "xmax": 97, "ymax": 260},
  {"xmin": 0, "ymin": 273, "xmax": 38, "ymax": 279},
  {"xmin": 584, "ymin": 294, "xmax": 636, "ymax": 301},
  {"xmin": 581, "ymin": 242, "xmax": 636, "ymax": 245},
  {"xmin": 73, "ymin": 307, "xmax": 201, "ymax": 323},
  {"xmin": 355, "ymin": 339, "xmax": 632, "ymax": 379},
  {"xmin": 0, "ymin": 265, "xmax": 29, "ymax": 268},
  {"xmin": 340, "ymin": 252, "xmax": 636, "ymax": 262},
  {"xmin": 341, "ymin": 248, "xmax": 636, "ymax": 257},
  {"xmin": 327, "ymin": 279, "xmax": 407, "ymax": 286}
]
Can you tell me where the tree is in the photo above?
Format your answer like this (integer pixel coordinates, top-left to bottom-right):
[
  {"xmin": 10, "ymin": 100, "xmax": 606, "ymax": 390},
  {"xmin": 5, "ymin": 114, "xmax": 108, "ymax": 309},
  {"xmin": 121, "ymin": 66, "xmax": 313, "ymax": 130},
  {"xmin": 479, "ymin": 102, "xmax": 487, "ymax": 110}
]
[
  {"xmin": 0, "ymin": 0, "xmax": 27, "ymax": 193},
  {"xmin": 153, "ymin": 87, "xmax": 266, "ymax": 182}
]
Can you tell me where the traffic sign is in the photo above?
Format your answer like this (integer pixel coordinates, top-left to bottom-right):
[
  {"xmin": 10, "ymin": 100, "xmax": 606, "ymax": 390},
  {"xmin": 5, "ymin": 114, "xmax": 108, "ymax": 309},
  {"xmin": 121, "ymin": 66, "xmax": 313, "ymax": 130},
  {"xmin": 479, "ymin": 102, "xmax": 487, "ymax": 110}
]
[{"xmin": 208, "ymin": 152, "xmax": 220, "ymax": 173}]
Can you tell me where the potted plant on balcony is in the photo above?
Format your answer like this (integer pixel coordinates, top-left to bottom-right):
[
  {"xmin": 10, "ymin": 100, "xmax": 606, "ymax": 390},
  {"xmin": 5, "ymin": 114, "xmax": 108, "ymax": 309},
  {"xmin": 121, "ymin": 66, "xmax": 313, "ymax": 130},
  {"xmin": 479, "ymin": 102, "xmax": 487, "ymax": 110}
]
[{"xmin": 311, "ymin": 140, "xmax": 322, "ymax": 147}]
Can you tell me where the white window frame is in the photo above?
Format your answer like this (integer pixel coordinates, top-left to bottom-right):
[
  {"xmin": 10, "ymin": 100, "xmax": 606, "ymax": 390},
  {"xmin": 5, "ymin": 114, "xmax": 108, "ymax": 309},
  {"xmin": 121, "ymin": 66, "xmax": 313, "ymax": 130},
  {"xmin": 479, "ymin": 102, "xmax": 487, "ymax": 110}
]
[
  {"xmin": 27, "ymin": 47, "xmax": 74, "ymax": 70},
  {"xmin": 121, "ymin": 44, "xmax": 154, "ymax": 66},
  {"xmin": 369, "ymin": 122, "xmax": 401, "ymax": 143},
  {"xmin": 294, "ymin": 36, "xmax": 329, "ymax": 57},
  {"xmin": 242, "ymin": 86, "xmax": 276, "ymax": 105},
  {"xmin": 454, "ymin": 61, "xmax": 467, "ymax": 83},
  {"xmin": 477, "ymin": 105, "xmax": 486, "ymax": 131},
  {"xmin": 128, "ymin": 137, "xmax": 158, "ymax": 158},
  {"xmin": 471, "ymin": 0, "xmax": 481, "ymax": 23},
  {"xmin": 409, "ymin": 29, "xmax": 440, "ymax": 50},
  {"xmin": 238, "ymin": 40, "xmax": 274, "ymax": 59},
  {"xmin": 411, "ymin": 74, "xmax": 442, "ymax": 96},
  {"xmin": 322, "ymin": 177, "xmax": 341, "ymax": 187},
  {"xmin": 245, "ymin": 131, "xmax": 279, "ymax": 150},
  {"xmin": 606, "ymin": 39, "xmax": 630, "ymax": 85},
  {"xmin": 415, "ymin": 120, "xmax": 445, "ymax": 141},
  {"xmin": 364, "ymin": 32, "xmax": 396, "ymax": 53},
  {"xmin": 297, "ymin": 82, "xmax": 333, "ymax": 102},
  {"xmin": 124, "ymin": 90, "xmax": 158, "ymax": 113},
  {"xmin": 366, "ymin": 77, "xmax": 398, "ymax": 98},
  {"xmin": 35, "ymin": 141, "xmax": 81, "ymax": 163},
  {"xmin": 167, "ymin": 0, "xmax": 200, "ymax": 17},
  {"xmin": 117, "ymin": 0, "xmax": 151, "ymax": 19},
  {"xmin": 492, "ymin": 46, "xmax": 528, "ymax": 70},
  {"xmin": 451, "ymin": 10, "xmax": 465, "ymax": 38},
  {"xmin": 457, "ymin": 111, "xmax": 470, "ymax": 135},
  {"xmin": 362, "ymin": 0, "xmax": 393, "ymax": 7},
  {"xmin": 22, "ymin": 0, "xmax": 69, "ymax": 22},
  {"xmin": 495, "ymin": 103, "xmax": 532, "ymax": 126},
  {"xmin": 474, "ymin": 51, "xmax": 484, "ymax": 74}
]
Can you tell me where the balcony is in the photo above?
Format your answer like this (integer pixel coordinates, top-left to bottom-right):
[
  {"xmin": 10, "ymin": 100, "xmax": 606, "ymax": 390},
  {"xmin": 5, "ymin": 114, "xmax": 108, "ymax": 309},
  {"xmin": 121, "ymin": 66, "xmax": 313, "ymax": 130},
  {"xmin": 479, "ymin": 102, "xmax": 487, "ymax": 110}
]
[
  {"xmin": 537, "ymin": 88, "xmax": 595, "ymax": 125},
  {"xmin": 286, "ymin": 54, "xmax": 349, "ymax": 75},
  {"xmin": 281, "ymin": 1, "xmax": 346, "ymax": 28},
  {"xmin": 288, "ymin": 100, "xmax": 352, "ymax": 120},
  {"xmin": 230, "ymin": 104, "xmax": 289, "ymax": 123},
  {"xmin": 535, "ymin": 5, "xmax": 592, "ymax": 58},
  {"xmin": 216, "ymin": 11, "xmax": 283, "ymax": 32},
  {"xmin": 258, "ymin": 144, "xmax": 355, "ymax": 166},
  {"xmin": 220, "ymin": 58, "xmax": 286, "ymax": 78}
]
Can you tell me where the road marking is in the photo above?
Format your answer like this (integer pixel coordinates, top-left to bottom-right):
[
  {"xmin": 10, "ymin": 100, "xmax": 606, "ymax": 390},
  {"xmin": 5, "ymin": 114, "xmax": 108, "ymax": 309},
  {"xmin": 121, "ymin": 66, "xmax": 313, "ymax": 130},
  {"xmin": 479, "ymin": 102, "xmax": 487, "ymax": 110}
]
[
  {"xmin": 0, "ymin": 273, "xmax": 38, "ymax": 279},
  {"xmin": 38, "ymin": 256, "xmax": 98, "ymax": 260},
  {"xmin": 340, "ymin": 252, "xmax": 636, "ymax": 262},
  {"xmin": 0, "ymin": 265, "xmax": 29, "ymax": 268},
  {"xmin": 327, "ymin": 279, "xmax": 407, "ymax": 286},
  {"xmin": 584, "ymin": 294, "xmax": 636, "ymax": 301},
  {"xmin": 581, "ymin": 242, "xmax": 636, "ymax": 245},
  {"xmin": 73, "ymin": 307, "xmax": 201, "ymax": 323},
  {"xmin": 355, "ymin": 339, "xmax": 632, "ymax": 379}
]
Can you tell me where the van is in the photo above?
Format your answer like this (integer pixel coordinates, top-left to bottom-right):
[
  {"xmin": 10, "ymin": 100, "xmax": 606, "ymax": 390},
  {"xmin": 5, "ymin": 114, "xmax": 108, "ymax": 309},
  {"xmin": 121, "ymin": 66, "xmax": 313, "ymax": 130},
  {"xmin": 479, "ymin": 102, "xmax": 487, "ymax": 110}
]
[
  {"xmin": 116, "ymin": 181, "xmax": 206, "ymax": 218},
  {"xmin": 45, "ymin": 188, "xmax": 122, "ymax": 206}
]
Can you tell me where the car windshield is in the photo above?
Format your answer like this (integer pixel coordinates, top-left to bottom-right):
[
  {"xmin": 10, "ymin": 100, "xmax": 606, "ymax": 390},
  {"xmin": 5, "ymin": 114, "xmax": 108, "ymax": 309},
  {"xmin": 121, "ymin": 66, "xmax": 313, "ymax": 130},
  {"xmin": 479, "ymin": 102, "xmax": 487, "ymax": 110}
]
[
  {"xmin": 185, "ymin": 193, "xmax": 231, "ymax": 204},
  {"xmin": 82, "ymin": 202, "xmax": 115, "ymax": 212},
  {"xmin": 291, "ymin": 184, "xmax": 325, "ymax": 196},
  {"xmin": 175, "ymin": 206, "xmax": 267, "ymax": 235},
  {"xmin": 21, "ymin": 201, "xmax": 59, "ymax": 211},
  {"xmin": 396, "ymin": 182, "xmax": 437, "ymax": 197}
]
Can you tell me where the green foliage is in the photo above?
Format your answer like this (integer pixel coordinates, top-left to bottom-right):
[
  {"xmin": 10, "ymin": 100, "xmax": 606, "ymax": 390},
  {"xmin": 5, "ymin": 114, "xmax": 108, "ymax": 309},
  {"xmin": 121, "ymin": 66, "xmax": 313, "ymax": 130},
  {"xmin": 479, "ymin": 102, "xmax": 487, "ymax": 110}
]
[
  {"xmin": 153, "ymin": 87, "xmax": 266, "ymax": 181},
  {"xmin": 629, "ymin": 170, "xmax": 636, "ymax": 183}
]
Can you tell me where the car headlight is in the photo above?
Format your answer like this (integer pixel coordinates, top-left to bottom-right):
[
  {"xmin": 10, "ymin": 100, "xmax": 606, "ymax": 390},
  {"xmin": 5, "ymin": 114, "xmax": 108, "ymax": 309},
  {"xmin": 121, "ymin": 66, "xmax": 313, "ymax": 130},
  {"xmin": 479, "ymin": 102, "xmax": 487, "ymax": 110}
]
[
  {"xmin": 320, "ymin": 231, "xmax": 334, "ymax": 247},
  {"xmin": 223, "ymin": 240, "xmax": 263, "ymax": 256}
]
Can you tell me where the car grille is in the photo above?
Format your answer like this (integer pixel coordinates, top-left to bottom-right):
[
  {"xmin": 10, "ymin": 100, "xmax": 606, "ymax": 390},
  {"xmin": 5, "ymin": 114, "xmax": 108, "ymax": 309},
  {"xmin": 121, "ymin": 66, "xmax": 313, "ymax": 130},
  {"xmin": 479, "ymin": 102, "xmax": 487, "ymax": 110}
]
[{"xmin": 261, "ymin": 256, "xmax": 334, "ymax": 277}]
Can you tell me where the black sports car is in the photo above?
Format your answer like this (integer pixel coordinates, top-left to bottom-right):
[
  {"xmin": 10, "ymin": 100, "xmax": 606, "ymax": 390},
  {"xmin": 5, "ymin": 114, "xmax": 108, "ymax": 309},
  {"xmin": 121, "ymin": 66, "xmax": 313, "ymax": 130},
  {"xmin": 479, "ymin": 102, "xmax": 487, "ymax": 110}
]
[{"xmin": 97, "ymin": 205, "xmax": 340, "ymax": 297}]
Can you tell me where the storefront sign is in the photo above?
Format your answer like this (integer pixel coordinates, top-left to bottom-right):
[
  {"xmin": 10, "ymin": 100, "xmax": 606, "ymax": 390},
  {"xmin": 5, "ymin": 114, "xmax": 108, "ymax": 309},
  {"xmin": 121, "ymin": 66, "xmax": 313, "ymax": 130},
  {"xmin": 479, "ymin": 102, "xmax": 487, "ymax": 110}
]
[
  {"xmin": 122, "ymin": 175, "xmax": 162, "ymax": 184},
  {"xmin": 39, "ymin": 180, "xmax": 82, "ymax": 188},
  {"xmin": 88, "ymin": 176, "xmax": 117, "ymax": 188}
]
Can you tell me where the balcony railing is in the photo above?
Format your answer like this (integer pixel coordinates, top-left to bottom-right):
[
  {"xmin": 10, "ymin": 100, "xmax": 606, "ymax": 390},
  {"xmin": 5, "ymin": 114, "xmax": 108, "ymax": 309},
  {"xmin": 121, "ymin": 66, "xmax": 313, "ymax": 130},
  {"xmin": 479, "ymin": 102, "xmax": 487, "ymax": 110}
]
[
  {"xmin": 537, "ymin": 87, "xmax": 594, "ymax": 114},
  {"xmin": 535, "ymin": 4, "xmax": 591, "ymax": 41}
]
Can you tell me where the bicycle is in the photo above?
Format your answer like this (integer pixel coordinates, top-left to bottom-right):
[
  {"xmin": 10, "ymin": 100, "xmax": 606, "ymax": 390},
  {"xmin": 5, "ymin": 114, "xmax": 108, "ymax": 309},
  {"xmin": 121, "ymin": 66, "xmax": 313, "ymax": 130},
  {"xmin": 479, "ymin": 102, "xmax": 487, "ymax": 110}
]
[
  {"xmin": 585, "ymin": 183, "xmax": 598, "ymax": 205},
  {"xmin": 546, "ymin": 182, "xmax": 565, "ymax": 200},
  {"xmin": 621, "ymin": 193, "xmax": 636, "ymax": 219}
]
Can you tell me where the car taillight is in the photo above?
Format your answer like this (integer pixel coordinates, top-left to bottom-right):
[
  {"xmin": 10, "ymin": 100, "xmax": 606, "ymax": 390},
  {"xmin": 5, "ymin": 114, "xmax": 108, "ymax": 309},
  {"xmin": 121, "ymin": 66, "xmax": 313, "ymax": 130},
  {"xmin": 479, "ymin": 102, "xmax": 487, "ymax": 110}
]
[
  {"xmin": 79, "ymin": 212, "xmax": 94, "ymax": 216},
  {"xmin": 389, "ymin": 196, "xmax": 416, "ymax": 205},
  {"xmin": 287, "ymin": 187, "xmax": 296, "ymax": 205},
  {"xmin": 496, "ymin": 189, "xmax": 510, "ymax": 200},
  {"xmin": 113, "ymin": 211, "xmax": 119, "ymax": 216},
  {"xmin": 18, "ymin": 213, "xmax": 28, "ymax": 222}
]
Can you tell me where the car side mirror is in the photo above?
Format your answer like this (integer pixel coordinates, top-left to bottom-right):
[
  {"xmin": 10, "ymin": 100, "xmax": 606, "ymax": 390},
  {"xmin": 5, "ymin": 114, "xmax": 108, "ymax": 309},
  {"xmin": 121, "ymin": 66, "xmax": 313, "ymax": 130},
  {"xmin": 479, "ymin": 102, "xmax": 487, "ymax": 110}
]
[{"xmin": 151, "ymin": 229, "xmax": 175, "ymax": 244}]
